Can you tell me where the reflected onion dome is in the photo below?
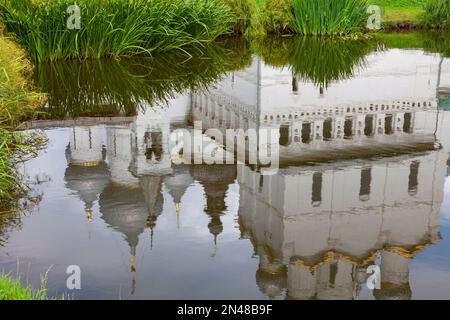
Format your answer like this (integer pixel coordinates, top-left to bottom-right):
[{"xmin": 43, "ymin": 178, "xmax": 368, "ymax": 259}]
[
  {"xmin": 190, "ymin": 165, "xmax": 236, "ymax": 242},
  {"xmin": 255, "ymin": 268, "xmax": 287, "ymax": 300},
  {"xmin": 139, "ymin": 175, "xmax": 164, "ymax": 231},
  {"xmin": 163, "ymin": 165, "xmax": 194, "ymax": 213},
  {"xmin": 98, "ymin": 177, "xmax": 164, "ymax": 295},
  {"xmin": 64, "ymin": 146, "xmax": 111, "ymax": 217},
  {"xmin": 99, "ymin": 185, "xmax": 150, "ymax": 255}
]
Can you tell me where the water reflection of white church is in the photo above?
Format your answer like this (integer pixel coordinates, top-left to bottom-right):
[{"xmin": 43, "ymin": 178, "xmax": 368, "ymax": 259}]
[{"xmin": 62, "ymin": 48, "xmax": 450, "ymax": 299}]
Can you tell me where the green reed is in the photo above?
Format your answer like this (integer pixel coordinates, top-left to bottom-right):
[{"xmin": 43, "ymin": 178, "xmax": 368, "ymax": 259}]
[
  {"xmin": 291, "ymin": 0, "xmax": 369, "ymax": 36},
  {"xmin": 423, "ymin": 0, "xmax": 450, "ymax": 28},
  {"xmin": 252, "ymin": 36, "xmax": 374, "ymax": 87},
  {"xmin": 35, "ymin": 40, "xmax": 251, "ymax": 119},
  {"xmin": 0, "ymin": 0, "xmax": 234, "ymax": 62}
]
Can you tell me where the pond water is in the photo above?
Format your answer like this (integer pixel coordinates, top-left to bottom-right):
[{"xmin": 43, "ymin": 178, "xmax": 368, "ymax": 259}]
[{"xmin": 1, "ymin": 33, "xmax": 450, "ymax": 300}]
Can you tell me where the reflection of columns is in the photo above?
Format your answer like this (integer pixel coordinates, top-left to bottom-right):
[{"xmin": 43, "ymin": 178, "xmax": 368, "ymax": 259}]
[
  {"xmin": 333, "ymin": 117, "xmax": 345, "ymax": 139},
  {"xmin": 131, "ymin": 110, "xmax": 171, "ymax": 176},
  {"xmin": 381, "ymin": 250, "xmax": 410, "ymax": 286},
  {"xmin": 394, "ymin": 113, "xmax": 404, "ymax": 132},
  {"xmin": 373, "ymin": 250, "xmax": 412, "ymax": 300},
  {"xmin": 69, "ymin": 126, "xmax": 104, "ymax": 165},
  {"xmin": 106, "ymin": 126, "xmax": 138, "ymax": 186},
  {"xmin": 316, "ymin": 260, "xmax": 355, "ymax": 300},
  {"xmin": 291, "ymin": 122, "xmax": 302, "ymax": 143},
  {"xmin": 313, "ymin": 120, "xmax": 324, "ymax": 141},
  {"xmin": 287, "ymin": 264, "xmax": 316, "ymax": 300},
  {"xmin": 354, "ymin": 115, "xmax": 365, "ymax": 136},
  {"xmin": 375, "ymin": 114, "xmax": 386, "ymax": 135}
]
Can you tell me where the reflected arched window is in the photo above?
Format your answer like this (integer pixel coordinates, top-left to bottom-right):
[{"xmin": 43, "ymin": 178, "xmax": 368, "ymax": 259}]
[
  {"xmin": 302, "ymin": 123, "xmax": 311, "ymax": 144},
  {"xmin": 312, "ymin": 172, "xmax": 322, "ymax": 206},
  {"xmin": 408, "ymin": 161, "xmax": 420, "ymax": 195},
  {"xmin": 323, "ymin": 118, "xmax": 332, "ymax": 140},
  {"xmin": 403, "ymin": 113, "xmax": 412, "ymax": 133},
  {"xmin": 359, "ymin": 167, "xmax": 372, "ymax": 201},
  {"xmin": 344, "ymin": 117, "xmax": 353, "ymax": 139},
  {"xmin": 364, "ymin": 115, "xmax": 374, "ymax": 136},
  {"xmin": 385, "ymin": 114, "xmax": 393, "ymax": 134},
  {"xmin": 279, "ymin": 125, "xmax": 290, "ymax": 146},
  {"xmin": 145, "ymin": 132, "xmax": 163, "ymax": 162},
  {"xmin": 292, "ymin": 76, "xmax": 298, "ymax": 93},
  {"xmin": 329, "ymin": 262, "xmax": 338, "ymax": 286}
]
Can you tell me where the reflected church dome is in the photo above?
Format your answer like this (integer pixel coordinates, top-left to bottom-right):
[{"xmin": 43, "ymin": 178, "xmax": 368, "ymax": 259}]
[
  {"xmin": 98, "ymin": 178, "xmax": 163, "ymax": 295},
  {"xmin": 255, "ymin": 268, "xmax": 287, "ymax": 299},
  {"xmin": 191, "ymin": 165, "xmax": 236, "ymax": 242},
  {"xmin": 65, "ymin": 143, "xmax": 110, "ymax": 220},
  {"xmin": 163, "ymin": 165, "xmax": 194, "ymax": 213}
]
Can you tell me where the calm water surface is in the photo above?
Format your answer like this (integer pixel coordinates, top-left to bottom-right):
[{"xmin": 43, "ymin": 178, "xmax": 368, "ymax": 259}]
[{"xmin": 1, "ymin": 34, "xmax": 450, "ymax": 299}]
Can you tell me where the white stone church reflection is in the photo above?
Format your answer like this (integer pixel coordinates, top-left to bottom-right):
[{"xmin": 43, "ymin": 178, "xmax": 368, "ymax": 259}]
[{"xmin": 61, "ymin": 48, "xmax": 450, "ymax": 299}]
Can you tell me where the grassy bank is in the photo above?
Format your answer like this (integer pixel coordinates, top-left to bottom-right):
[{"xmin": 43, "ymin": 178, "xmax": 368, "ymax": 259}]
[
  {"xmin": 224, "ymin": 0, "xmax": 371, "ymax": 36},
  {"xmin": 0, "ymin": 27, "xmax": 45, "ymax": 209},
  {"xmin": 372, "ymin": 0, "xmax": 424, "ymax": 26},
  {"xmin": 224, "ymin": 0, "xmax": 450, "ymax": 35},
  {"xmin": 0, "ymin": 0, "xmax": 234, "ymax": 62},
  {"xmin": 1, "ymin": 0, "xmax": 448, "ymax": 57},
  {"xmin": 372, "ymin": 0, "xmax": 450, "ymax": 28},
  {"xmin": 0, "ymin": 273, "xmax": 48, "ymax": 300}
]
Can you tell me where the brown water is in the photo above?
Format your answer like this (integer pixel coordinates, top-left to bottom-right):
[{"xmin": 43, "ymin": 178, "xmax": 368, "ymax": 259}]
[{"xmin": 1, "ymin": 34, "xmax": 450, "ymax": 300}]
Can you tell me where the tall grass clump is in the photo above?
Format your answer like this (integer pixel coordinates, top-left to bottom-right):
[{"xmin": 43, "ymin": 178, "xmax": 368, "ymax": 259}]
[
  {"xmin": 223, "ymin": 0, "xmax": 292, "ymax": 36},
  {"xmin": 291, "ymin": 0, "xmax": 370, "ymax": 36},
  {"xmin": 423, "ymin": 0, "xmax": 450, "ymax": 28},
  {"xmin": 0, "ymin": 25, "xmax": 46, "ymax": 209},
  {"xmin": 222, "ymin": 0, "xmax": 254, "ymax": 34},
  {"xmin": 0, "ymin": 273, "xmax": 48, "ymax": 300},
  {"xmin": 0, "ymin": 0, "xmax": 234, "ymax": 62}
]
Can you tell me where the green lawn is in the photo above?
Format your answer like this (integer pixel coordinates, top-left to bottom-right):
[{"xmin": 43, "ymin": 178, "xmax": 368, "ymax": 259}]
[{"xmin": 372, "ymin": 0, "xmax": 425, "ymax": 24}]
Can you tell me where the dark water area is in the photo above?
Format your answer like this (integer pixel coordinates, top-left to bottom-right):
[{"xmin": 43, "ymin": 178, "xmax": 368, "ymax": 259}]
[{"xmin": 2, "ymin": 33, "xmax": 450, "ymax": 300}]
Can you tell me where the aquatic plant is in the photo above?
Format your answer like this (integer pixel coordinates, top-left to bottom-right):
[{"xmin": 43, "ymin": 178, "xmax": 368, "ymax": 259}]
[
  {"xmin": 222, "ymin": 0, "xmax": 253, "ymax": 34},
  {"xmin": 423, "ymin": 0, "xmax": 450, "ymax": 28},
  {"xmin": 252, "ymin": 36, "xmax": 374, "ymax": 87},
  {"xmin": 290, "ymin": 37, "xmax": 372, "ymax": 87},
  {"xmin": 250, "ymin": 0, "xmax": 293, "ymax": 35},
  {"xmin": 291, "ymin": 0, "xmax": 370, "ymax": 35},
  {"xmin": 0, "ymin": 0, "xmax": 234, "ymax": 62},
  {"xmin": 35, "ymin": 41, "xmax": 251, "ymax": 119}
]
